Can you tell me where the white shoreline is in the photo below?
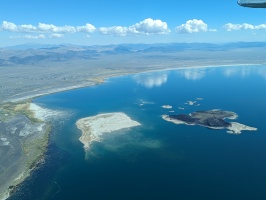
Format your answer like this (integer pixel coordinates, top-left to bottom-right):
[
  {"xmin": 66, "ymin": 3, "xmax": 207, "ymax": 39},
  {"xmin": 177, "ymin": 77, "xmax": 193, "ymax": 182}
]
[{"xmin": 6, "ymin": 83, "xmax": 95, "ymax": 103}]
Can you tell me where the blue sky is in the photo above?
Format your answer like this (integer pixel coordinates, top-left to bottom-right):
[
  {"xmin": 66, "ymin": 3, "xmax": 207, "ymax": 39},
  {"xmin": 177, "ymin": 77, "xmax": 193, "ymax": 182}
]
[{"xmin": 1, "ymin": 0, "xmax": 266, "ymax": 46}]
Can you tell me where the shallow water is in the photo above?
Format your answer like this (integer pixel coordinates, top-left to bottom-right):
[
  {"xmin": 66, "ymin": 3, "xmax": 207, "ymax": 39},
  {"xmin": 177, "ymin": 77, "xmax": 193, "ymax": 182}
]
[{"xmin": 10, "ymin": 65, "xmax": 266, "ymax": 200}]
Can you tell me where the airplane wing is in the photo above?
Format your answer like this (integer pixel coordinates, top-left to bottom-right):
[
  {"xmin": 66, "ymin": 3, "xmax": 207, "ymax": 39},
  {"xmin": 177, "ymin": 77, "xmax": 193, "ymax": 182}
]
[{"xmin": 238, "ymin": 0, "xmax": 266, "ymax": 7}]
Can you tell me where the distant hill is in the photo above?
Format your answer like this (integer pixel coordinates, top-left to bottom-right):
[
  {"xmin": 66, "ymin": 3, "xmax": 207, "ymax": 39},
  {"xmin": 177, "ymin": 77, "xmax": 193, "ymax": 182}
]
[{"xmin": 1, "ymin": 42, "xmax": 266, "ymax": 66}]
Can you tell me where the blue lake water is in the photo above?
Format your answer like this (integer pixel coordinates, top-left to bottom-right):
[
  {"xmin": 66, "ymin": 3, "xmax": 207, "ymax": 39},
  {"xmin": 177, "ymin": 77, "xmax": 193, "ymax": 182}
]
[{"xmin": 10, "ymin": 65, "xmax": 266, "ymax": 200}]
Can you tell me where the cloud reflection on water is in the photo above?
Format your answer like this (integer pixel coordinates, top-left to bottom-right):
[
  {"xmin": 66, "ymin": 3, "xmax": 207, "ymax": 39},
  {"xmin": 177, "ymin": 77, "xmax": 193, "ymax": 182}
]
[
  {"xmin": 178, "ymin": 68, "xmax": 206, "ymax": 80},
  {"xmin": 133, "ymin": 66, "xmax": 266, "ymax": 88},
  {"xmin": 177, "ymin": 65, "xmax": 266, "ymax": 81},
  {"xmin": 223, "ymin": 65, "xmax": 266, "ymax": 79},
  {"xmin": 133, "ymin": 71, "xmax": 168, "ymax": 88},
  {"xmin": 257, "ymin": 68, "xmax": 266, "ymax": 79},
  {"xmin": 223, "ymin": 67, "xmax": 251, "ymax": 78}
]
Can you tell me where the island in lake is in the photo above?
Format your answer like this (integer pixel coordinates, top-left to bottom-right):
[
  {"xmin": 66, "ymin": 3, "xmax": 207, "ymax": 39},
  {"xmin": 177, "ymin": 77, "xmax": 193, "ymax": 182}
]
[
  {"xmin": 76, "ymin": 112, "xmax": 141, "ymax": 151},
  {"xmin": 162, "ymin": 109, "xmax": 257, "ymax": 134}
]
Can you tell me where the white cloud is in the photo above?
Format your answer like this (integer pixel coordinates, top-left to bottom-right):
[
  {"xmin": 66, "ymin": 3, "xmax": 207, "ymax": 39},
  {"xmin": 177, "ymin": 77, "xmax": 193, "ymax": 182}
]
[
  {"xmin": 1, "ymin": 21, "xmax": 77, "ymax": 33},
  {"xmin": 2, "ymin": 21, "xmax": 18, "ymax": 32},
  {"xmin": 76, "ymin": 23, "xmax": 96, "ymax": 33},
  {"xmin": 19, "ymin": 24, "xmax": 38, "ymax": 32},
  {"xmin": 224, "ymin": 22, "xmax": 266, "ymax": 31},
  {"xmin": 98, "ymin": 18, "xmax": 170, "ymax": 36},
  {"xmin": 38, "ymin": 23, "xmax": 76, "ymax": 33},
  {"xmin": 24, "ymin": 34, "xmax": 46, "ymax": 39},
  {"xmin": 10, "ymin": 34, "xmax": 46, "ymax": 39},
  {"xmin": 50, "ymin": 33, "xmax": 64, "ymax": 38},
  {"xmin": 129, "ymin": 18, "xmax": 170, "ymax": 35},
  {"xmin": 175, "ymin": 19, "xmax": 208, "ymax": 34},
  {"xmin": 2, "ymin": 19, "xmax": 170, "ymax": 37},
  {"xmin": 98, "ymin": 26, "xmax": 128, "ymax": 36},
  {"xmin": 2, "ymin": 21, "xmax": 38, "ymax": 32}
]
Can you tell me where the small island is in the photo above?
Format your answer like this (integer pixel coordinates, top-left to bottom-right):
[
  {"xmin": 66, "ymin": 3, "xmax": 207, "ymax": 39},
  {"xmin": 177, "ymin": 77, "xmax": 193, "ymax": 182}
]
[
  {"xmin": 162, "ymin": 105, "xmax": 173, "ymax": 109},
  {"xmin": 162, "ymin": 109, "xmax": 257, "ymax": 134},
  {"xmin": 76, "ymin": 112, "xmax": 141, "ymax": 150}
]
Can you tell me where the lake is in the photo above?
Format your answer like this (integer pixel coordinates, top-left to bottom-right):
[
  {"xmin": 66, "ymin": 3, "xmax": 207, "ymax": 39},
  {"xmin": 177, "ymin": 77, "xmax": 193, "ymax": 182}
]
[{"xmin": 9, "ymin": 65, "xmax": 266, "ymax": 200}]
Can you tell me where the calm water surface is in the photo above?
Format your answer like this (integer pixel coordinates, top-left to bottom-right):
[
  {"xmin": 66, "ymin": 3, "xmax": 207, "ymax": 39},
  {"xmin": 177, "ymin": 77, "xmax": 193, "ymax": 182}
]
[{"xmin": 10, "ymin": 65, "xmax": 266, "ymax": 200}]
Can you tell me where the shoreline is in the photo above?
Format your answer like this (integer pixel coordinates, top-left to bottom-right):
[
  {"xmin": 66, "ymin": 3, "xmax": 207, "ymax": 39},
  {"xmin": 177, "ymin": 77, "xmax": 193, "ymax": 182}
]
[
  {"xmin": 3, "ymin": 63, "xmax": 265, "ymax": 104},
  {"xmin": 6, "ymin": 83, "xmax": 96, "ymax": 103},
  {"xmin": 0, "ymin": 102, "xmax": 54, "ymax": 200}
]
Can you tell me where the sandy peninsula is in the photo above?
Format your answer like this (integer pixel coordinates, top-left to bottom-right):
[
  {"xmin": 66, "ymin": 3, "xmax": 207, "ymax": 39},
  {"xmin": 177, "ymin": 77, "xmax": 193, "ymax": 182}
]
[{"xmin": 76, "ymin": 112, "xmax": 141, "ymax": 150}]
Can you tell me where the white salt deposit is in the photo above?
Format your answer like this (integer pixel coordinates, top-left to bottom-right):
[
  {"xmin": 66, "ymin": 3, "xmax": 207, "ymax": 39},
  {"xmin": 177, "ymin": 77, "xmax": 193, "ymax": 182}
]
[{"xmin": 29, "ymin": 103, "xmax": 65, "ymax": 121}]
